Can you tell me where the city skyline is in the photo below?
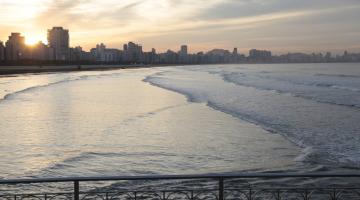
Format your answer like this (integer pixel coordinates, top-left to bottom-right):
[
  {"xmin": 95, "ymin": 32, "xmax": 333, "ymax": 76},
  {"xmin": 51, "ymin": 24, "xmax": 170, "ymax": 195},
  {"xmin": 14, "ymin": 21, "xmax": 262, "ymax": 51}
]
[
  {"xmin": 1, "ymin": 0, "xmax": 360, "ymax": 54},
  {"xmin": 1, "ymin": 27, "xmax": 360, "ymax": 65}
]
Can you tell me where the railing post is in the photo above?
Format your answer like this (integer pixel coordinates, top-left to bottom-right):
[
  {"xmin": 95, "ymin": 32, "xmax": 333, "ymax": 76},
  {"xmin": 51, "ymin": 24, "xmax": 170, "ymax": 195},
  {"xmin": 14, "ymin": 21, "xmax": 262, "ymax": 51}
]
[
  {"xmin": 249, "ymin": 188, "xmax": 252, "ymax": 200},
  {"xmin": 74, "ymin": 181, "xmax": 80, "ymax": 200},
  {"xmin": 219, "ymin": 177, "xmax": 224, "ymax": 200},
  {"xmin": 162, "ymin": 191, "xmax": 166, "ymax": 200},
  {"xmin": 331, "ymin": 188, "xmax": 337, "ymax": 200},
  {"xmin": 304, "ymin": 189, "xmax": 308, "ymax": 200}
]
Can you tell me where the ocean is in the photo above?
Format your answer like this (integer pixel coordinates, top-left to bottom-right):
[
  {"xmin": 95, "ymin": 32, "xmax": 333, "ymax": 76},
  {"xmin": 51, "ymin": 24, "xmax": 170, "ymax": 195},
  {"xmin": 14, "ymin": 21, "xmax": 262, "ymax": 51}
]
[{"xmin": 0, "ymin": 63, "xmax": 359, "ymax": 191}]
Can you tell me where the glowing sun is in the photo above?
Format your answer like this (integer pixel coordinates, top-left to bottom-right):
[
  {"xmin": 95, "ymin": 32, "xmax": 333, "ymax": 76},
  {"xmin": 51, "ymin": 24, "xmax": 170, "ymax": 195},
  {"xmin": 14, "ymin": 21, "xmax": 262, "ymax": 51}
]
[
  {"xmin": 25, "ymin": 37, "xmax": 41, "ymax": 45},
  {"xmin": 25, "ymin": 34, "xmax": 47, "ymax": 46}
]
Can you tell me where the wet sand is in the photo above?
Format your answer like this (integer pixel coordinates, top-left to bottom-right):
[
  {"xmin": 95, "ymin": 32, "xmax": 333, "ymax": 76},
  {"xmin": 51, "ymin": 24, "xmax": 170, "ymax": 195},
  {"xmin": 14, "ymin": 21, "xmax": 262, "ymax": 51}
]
[{"xmin": 0, "ymin": 64, "xmax": 149, "ymax": 75}]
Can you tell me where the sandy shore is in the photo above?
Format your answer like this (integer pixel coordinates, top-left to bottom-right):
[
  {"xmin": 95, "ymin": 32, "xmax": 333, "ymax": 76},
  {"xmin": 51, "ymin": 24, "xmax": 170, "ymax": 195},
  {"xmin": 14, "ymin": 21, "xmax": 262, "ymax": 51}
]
[{"xmin": 0, "ymin": 64, "xmax": 150, "ymax": 76}]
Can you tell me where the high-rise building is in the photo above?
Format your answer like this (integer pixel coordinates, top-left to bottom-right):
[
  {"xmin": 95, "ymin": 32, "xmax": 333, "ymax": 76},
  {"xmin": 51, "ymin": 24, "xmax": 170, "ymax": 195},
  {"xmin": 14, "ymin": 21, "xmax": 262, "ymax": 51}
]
[
  {"xmin": 90, "ymin": 43, "xmax": 121, "ymax": 63},
  {"xmin": 163, "ymin": 49, "xmax": 177, "ymax": 63},
  {"xmin": 180, "ymin": 45, "xmax": 188, "ymax": 55},
  {"xmin": 47, "ymin": 27, "xmax": 69, "ymax": 61},
  {"xmin": 5, "ymin": 33, "xmax": 27, "ymax": 61},
  {"xmin": 123, "ymin": 42, "xmax": 143, "ymax": 63},
  {"xmin": 249, "ymin": 49, "xmax": 272, "ymax": 61},
  {"xmin": 28, "ymin": 41, "xmax": 54, "ymax": 61},
  {"xmin": 179, "ymin": 45, "xmax": 189, "ymax": 63},
  {"xmin": 233, "ymin": 48, "xmax": 238, "ymax": 55},
  {"xmin": 143, "ymin": 48, "xmax": 158, "ymax": 64},
  {"xmin": 70, "ymin": 46, "xmax": 92, "ymax": 62},
  {"xmin": 0, "ymin": 41, "xmax": 5, "ymax": 62},
  {"xmin": 206, "ymin": 49, "xmax": 232, "ymax": 63}
]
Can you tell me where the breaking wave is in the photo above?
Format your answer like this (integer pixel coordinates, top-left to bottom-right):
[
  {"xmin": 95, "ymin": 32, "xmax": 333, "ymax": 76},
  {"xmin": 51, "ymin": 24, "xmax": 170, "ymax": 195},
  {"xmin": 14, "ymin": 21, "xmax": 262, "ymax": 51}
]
[{"xmin": 144, "ymin": 67, "xmax": 360, "ymax": 169}]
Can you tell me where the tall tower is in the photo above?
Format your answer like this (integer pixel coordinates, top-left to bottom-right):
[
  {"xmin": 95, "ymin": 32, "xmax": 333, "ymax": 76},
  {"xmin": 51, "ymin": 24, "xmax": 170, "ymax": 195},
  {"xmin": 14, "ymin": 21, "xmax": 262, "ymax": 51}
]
[
  {"xmin": 124, "ymin": 42, "xmax": 143, "ymax": 63},
  {"xmin": 233, "ymin": 48, "xmax": 238, "ymax": 55},
  {"xmin": 179, "ymin": 45, "xmax": 188, "ymax": 63},
  {"xmin": 180, "ymin": 45, "xmax": 188, "ymax": 56},
  {"xmin": 47, "ymin": 27, "xmax": 69, "ymax": 61},
  {"xmin": 0, "ymin": 41, "xmax": 5, "ymax": 61},
  {"xmin": 5, "ymin": 33, "xmax": 26, "ymax": 61}
]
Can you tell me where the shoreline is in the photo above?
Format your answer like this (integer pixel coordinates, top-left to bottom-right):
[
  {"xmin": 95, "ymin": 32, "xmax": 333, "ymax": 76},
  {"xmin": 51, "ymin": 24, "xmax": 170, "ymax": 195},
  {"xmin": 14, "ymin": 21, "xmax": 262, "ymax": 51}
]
[
  {"xmin": 1, "ymin": 62, "xmax": 359, "ymax": 76},
  {"xmin": 0, "ymin": 64, "xmax": 154, "ymax": 76},
  {"xmin": 0, "ymin": 68, "xmax": 301, "ymax": 178}
]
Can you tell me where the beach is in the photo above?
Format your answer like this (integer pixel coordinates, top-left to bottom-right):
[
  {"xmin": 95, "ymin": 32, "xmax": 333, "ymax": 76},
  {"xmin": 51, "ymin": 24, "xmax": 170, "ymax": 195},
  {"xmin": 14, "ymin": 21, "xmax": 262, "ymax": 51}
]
[
  {"xmin": 0, "ymin": 64, "xmax": 150, "ymax": 75},
  {"xmin": 0, "ymin": 63, "xmax": 359, "ymax": 192}
]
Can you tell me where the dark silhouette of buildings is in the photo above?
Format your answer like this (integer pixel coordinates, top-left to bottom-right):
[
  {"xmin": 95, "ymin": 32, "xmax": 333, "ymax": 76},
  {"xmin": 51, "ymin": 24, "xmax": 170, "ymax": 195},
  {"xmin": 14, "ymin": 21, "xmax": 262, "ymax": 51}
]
[
  {"xmin": 48, "ymin": 27, "xmax": 69, "ymax": 61},
  {"xmin": 70, "ymin": 46, "xmax": 92, "ymax": 62},
  {"xmin": 90, "ymin": 43, "xmax": 121, "ymax": 63},
  {"xmin": 1, "ymin": 27, "xmax": 360, "ymax": 65},
  {"xmin": 123, "ymin": 42, "xmax": 143, "ymax": 63},
  {"xmin": 249, "ymin": 49, "xmax": 272, "ymax": 62},
  {"xmin": 179, "ymin": 45, "xmax": 189, "ymax": 63},
  {"xmin": 0, "ymin": 41, "xmax": 4, "ymax": 62},
  {"xmin": 5, "ymin": 33, "xmax": 27, "ymax": 61},
  {"xmin": 28, "ymin": 41, "xmax": 54, "ymax": 61}
]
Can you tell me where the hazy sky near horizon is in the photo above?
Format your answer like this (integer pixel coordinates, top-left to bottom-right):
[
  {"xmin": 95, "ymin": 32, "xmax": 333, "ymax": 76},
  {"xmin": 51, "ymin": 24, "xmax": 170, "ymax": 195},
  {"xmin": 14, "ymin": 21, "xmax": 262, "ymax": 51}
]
[{"xmin": 0, "ymin": 0, "xmax": 360, "ymax": 54}]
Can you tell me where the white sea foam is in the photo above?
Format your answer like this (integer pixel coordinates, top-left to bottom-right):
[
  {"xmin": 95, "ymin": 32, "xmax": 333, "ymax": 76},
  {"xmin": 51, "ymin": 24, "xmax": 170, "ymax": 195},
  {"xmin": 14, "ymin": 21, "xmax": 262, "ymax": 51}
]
[
  {"xmin": 0, "ymin": 72, "xmax": 123, "ymax": 102},
  {"xmin": 144, "ymin": 65, "xmax": 360, "ymax": 168}
]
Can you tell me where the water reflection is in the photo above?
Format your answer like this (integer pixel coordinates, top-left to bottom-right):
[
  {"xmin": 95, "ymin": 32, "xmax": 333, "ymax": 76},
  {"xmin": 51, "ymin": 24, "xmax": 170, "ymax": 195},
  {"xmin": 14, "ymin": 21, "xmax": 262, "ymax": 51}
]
[{"xmin": 0, "ymin": 69, "xmax": 300, "ymax": 180}]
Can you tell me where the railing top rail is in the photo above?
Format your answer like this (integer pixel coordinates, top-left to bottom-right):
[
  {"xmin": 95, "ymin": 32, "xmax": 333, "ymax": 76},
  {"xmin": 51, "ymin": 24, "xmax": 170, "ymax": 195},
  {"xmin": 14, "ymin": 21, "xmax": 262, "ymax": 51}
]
[{"xmin": 1, "ymin": 173, "xmax": 360, "ymax": 185}]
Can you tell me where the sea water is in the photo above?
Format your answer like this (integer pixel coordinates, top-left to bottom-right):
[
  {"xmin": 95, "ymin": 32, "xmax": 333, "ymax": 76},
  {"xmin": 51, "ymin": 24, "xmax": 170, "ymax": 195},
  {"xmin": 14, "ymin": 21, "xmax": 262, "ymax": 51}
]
[{"xmin": 0, "ymin": 63, "xmax": 359, "ymax": 191}]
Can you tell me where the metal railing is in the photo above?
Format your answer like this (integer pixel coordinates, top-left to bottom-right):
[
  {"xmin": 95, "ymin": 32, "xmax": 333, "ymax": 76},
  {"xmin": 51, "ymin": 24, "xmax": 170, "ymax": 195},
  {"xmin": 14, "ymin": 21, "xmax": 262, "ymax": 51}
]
[{"xmin": 1, "ymin": 173, "xmax": 360, "ymax": 200}]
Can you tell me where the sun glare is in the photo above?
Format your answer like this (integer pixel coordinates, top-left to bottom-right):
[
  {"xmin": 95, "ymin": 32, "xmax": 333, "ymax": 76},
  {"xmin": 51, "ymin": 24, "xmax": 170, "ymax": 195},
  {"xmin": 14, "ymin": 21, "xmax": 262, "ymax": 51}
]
[
  {"xmin": 25, "ymin": 36, "xmax": 47, "ymax": 46},
  {"xmin": 25, "ymin": 37, "xmax": 40, "ymax": 45}
]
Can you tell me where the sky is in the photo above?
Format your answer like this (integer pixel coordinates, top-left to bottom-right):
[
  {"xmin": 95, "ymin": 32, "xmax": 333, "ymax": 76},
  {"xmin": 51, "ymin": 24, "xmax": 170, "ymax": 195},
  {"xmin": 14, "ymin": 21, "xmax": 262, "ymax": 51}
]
[{"xmin": 0, "ymin": 0, "xmax": 360, "ymax": 54}]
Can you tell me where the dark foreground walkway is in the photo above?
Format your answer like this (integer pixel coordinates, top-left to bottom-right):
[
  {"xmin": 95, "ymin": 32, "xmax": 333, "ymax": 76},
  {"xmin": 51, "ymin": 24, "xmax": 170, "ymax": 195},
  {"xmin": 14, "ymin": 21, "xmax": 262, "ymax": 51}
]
[{"xmin": 1, "ymin": 173, "xmax": 360, "ymax": 200}]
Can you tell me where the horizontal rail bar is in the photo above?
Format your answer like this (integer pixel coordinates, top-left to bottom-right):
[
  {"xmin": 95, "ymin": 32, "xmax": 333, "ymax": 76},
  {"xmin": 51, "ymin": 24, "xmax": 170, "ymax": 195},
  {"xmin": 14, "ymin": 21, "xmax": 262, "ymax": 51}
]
[
  {"xmin": 1, "ymin": 173, "xmax": 360, "ymax": 185},
  {"xmin": 4, "ymin": 188, "xmax": 360, "ymax": 197}
]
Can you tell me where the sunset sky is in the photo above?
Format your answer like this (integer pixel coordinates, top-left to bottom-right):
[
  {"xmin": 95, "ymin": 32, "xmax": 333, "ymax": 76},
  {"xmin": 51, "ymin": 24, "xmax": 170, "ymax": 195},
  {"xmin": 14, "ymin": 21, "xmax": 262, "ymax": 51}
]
[{"xmin": 1, "ymin": 0, "xmax": 360, "ymax": 54}]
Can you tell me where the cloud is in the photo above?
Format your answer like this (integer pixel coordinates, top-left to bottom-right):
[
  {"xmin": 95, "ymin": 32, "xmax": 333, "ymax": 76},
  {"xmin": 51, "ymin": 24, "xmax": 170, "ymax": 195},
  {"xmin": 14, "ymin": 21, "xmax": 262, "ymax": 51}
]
[
  {"xmin": 34, "ymin": 0, "xmax": 146, "ymax": 29},
  {"xmin": 134, "ymin": 3, "xmax": 360, "ymax": 53},
  {"xmin": 1, "ymin": 0, "xmax": 360, "ymax": 53},
  {"xmin": 195, "ymin": 0, "xmax": 360, "ymax": 20}
]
